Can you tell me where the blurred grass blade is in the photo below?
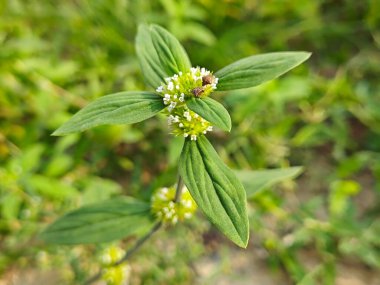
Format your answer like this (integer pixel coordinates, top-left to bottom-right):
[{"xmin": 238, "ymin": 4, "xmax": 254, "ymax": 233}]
[
  {"xmin": 187, "ymin": 97, "xmax": 231, "ymax": 131},
  {"xmin": 235, "ymin": 167, "xmax": 303, "ymax": 198},
  {"xmin": 40, "ymin": 197, "xmax": 154, "ymax": 244},
  {"xmin": 179, "ymin": 136, "xmax": 249, "ymax": 248},
  {"xmin": 215, "ymin": 52, "xmax": 311, "ymax": 91},
  {"xmin": 136, "ymin": 24, "xmax": 191, "ymax": 88},
  {"xmin": 53, "ymin": 91, "xmax": 165, "ymax": 136}
]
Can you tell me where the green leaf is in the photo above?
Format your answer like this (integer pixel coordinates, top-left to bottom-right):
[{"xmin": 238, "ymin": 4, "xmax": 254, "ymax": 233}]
[
  {"xmin": 150, "ymin": 25, "xmax": 192, "ymax": 76},
  {"xmin": 235, "ymin": 167, "xmax": 303, "ymax": 198},
  {"xmin": 53, "ymin": 91, "xmax": 165, "ymax": 136},
  {"xmin": 215, "ymin": 52, "xmax": 311, "ymax": 91},
  {"xmin": 179, "ymin": 136, "xmax": 249, "ymax": 248},
  {"xmin": 40, "ymin": 197, "xmax": 154, "ymax": 244},
  {"xmin": 136, "ymin": 24, "xmax": 191, "ymax": 88},
  {"xmin": 187, "ymin": 97, "xmax": 231, "ymax": 131}
]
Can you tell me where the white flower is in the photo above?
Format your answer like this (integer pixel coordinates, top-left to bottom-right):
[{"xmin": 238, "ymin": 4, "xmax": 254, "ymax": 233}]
[
  {"xmin": 191, "ymin": 135, "xmax": 197, "ymax": 141},
  {"xmin": 168, "ymin": 101, "xmax": 177, "ymax": 112},
  {"xmin": 184, "ymin": 213, "xmax": 192, "ymax": 219}
]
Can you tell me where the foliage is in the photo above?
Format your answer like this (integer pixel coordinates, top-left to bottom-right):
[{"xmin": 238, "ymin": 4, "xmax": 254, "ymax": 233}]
[{"xmin": 1, "ymin": 0, "xmax": 379, "ymax": 284}]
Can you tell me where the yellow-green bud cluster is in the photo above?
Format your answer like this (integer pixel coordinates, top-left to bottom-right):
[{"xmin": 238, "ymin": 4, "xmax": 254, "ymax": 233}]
[
  {"xmin": 156, "ymin": 67, "xmax": 218, "ymax": 140},
  {"xmin": 101, "ymin": 245, "xmax": 130, "ymax": 285},
  {"xmin": 151, "ymin": 186, "xmax": 197, "ymax": 224}
]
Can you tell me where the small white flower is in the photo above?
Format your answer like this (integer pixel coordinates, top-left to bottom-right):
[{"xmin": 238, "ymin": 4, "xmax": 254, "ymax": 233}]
[
  {"xmin": 168, "ymin": 101, "xmax": 177, "ymax": 112},
  {"xmin": 167, "ymin": 115, "xmax": 175, "ymax": 125},
  {"xmin": 167, "ymin": 81, "xmax": 174, "ymax": 91},
  {"xmin": 184, "ymin": 133, "xmax": 189, "ymax": 137},
  {"xmin": 191, "ymin": 135, "xmax": 197, "ymax": 141},
  {"xmin": 182, "ymin": 200, "xmax": 192, "ymax": 208},
  {"xmin": 179, "ymin": 123, "xmax": 184, "ymax": 128},
  {"xmin": 156, "ymin": 86, "xmax": 164, "ymax": 93},
  {"xmin": 184, "ymin": 213, "xmax": 192, "ymax": 219}
]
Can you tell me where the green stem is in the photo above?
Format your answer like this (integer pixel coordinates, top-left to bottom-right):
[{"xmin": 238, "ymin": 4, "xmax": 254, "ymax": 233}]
[
  {"xmin": 84, "ymin": 175, "xmax": 184, "ymax": 284},
  {"xmin": 84, "ymin": 222, "xmax": 162, "ymax": 285}
]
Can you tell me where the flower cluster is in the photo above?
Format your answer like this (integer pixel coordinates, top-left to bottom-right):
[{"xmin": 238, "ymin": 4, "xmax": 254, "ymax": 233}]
[
  {"xmin": 101, "ymin": 245, "xmax": 131, "ymax": 285},
  {"xmin": 151, "ymin": 185, "xmax": 197, "ymax": 224},
  {"xmin": 156, "ymin": 67, "xmax": 218, "ymax": 140}
]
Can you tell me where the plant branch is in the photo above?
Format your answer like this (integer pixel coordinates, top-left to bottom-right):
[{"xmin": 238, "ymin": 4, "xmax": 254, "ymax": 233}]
[
  {"xmin": 84, "ymin": 175, "xmax": 184, "ymax": 284},
  {"xmin": 84, "ymin": 222, "xmax": 162, "ymax": 285}
]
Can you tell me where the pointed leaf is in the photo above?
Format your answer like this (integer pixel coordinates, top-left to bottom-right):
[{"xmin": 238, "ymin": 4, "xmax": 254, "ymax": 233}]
[
  {"xmin": 53, "ymin": 91, "xmax": 165, "ymax": 136},
  {"xmin": 40, "ymin": 197, "xmax": 154, "ymax": 244},
  {"xmin": 187, "ymin": 97, "xmax": 231, "ymax": 132},
  {"xmin": 150, "ymin": 24, "xmax": 191, "ymax": 76},
  {"xmin": 179, "ymin": 136, "xmax": 249, "ymax": 247},
  {"xmin": 136, "ymin": 24, "xmax": 191, "ymax": 88},
  {"xmin": 135, "ymin": 25, "xmax": 167, "ymax": 88},
  {"xmin": 235, "ymin": 167, "xmax": 303, "ymax": 198},
  {"xmin": 215, "ymin": 52, "xmax": 311, "ymax": 91}
]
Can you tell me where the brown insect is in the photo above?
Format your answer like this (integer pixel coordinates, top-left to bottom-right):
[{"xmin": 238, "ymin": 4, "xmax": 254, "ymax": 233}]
[
  {"xmin": 192, "ymin": 87, "xmax": 204, "ymax": 97},
  {"xmin": 202, "ymin": 75, "xmax": 214, "ymax": 86}
]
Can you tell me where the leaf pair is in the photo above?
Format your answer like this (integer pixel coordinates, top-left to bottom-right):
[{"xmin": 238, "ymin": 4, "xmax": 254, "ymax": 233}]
[
  {"xmin": 54, "ymin": 24, "xmax": 310, "ymax": 136},
  {"xmin": 40, "ymin": 166, "xmax": 303, "ymax": 245}
]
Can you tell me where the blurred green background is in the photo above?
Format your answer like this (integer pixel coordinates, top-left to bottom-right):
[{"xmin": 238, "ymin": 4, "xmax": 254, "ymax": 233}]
[{"xmin": 1, "ymin": 0, "xmax": 380, "ymax": 284}]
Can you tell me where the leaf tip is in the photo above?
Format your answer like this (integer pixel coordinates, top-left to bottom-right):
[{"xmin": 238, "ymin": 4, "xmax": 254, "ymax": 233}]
[
  {"xmin": 299, "ymin": 51, "xmax": 312, "ymax": 61},
  {"xmin": 51, "ymin": 128, "xmax": 64, "ymax": 136},
  {"xmin": 233, "ymin": 230, "xmax": 250, "ymax": 248}
]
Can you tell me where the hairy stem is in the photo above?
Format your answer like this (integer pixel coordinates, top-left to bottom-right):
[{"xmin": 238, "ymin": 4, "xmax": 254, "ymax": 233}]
[{"xmin": 84, "ymin": 174, "xmax": 184, "ymax": 284}]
